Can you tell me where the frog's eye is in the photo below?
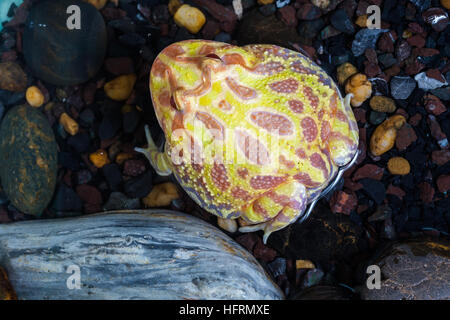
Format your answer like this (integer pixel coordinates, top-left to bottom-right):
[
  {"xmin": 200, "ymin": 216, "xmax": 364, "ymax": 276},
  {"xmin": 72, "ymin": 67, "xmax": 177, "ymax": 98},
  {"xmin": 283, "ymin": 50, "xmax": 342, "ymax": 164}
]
[{"xmin": 205, "ymin": 54, "xmax": 222, "ymax": 61}]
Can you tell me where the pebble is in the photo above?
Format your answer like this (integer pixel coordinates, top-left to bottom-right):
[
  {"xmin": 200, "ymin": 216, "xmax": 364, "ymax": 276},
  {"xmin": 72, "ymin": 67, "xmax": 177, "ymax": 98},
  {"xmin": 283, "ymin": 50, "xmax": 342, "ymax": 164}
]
[
  {"xmin": 330, "ymin": 9, "xmax": 354, "ymax": 34},
  {"xmin": 378, "ymin": 53, "xmax": 397, "ymax": 69},
  {"xmin": 104, "ymin": 57, "xmax": 135, "ymax": 76},
  {"xmin": 102, "ymin": 163, "xmax": 123, "ymax": 191},
  {"xmin": 422, "ymin": 7, "xmax": 449, "ymax": 32},
  {"xmin": 369, "ymin": 96, "xmax": 396, "ymax": 113},
  {"xmin": 89, "ymin": 149, "xmax": 110, "ymax": 168},
  {"xmin": 124, "ymin": 170, "xmax": 153, "ymax": 198},
  {"xmin": 50, "ymin": 184, "xmax": 83, "ymax": 213},
  {"xmin": 329, "ymin": 190, "xmax": 357, "ymax": 215},
  {"xmin": 67, "ymin": 132, "xmax": 91, "ymax": 153},
  {"xmin": 298, "ymin": 19, "xmax": 325, "ymax": 39},
  {"xmin": 0, "ymin": 61, "xmax": 27, "ymax": 92},
  {"xmin": 173, "ymin": 4, "xmax": 206, "ymax": 34},
  {"xmin": 387, "ymin": 157, "xmax": 411, "ymax": 175},
  {"xmin": 360, "ymin": 178, "xmax": 386, "ymax": 204},
  {"xmin": 369, "ymin": 111, "xmax": 387, "ymax": 125},
  {"xmin": 395, "ymin": 124, "xmax": 417, "ymax": 151},
  {"xmin": 427, "ymin": 115, "xmax": 449, "ymax": 149},
  {"xmin": 277, "ymin": 5, "xmax": 297, "ymax": 27},
  {"xmin": 301, "ymin": 269, "xmax": 324, "ymax": 288},
  {"xmin": 390, "ymin": 76, "xmax": 416, "ymax": 99},
  {"xmin": 436, "ymin": 175, "xmax": 450, "ymax": 193},
  {"xmin": 99, "ymin": 111, "xmax": 122, "ymax": 140},
  {"xmin": 123, "ymin": 159, "xmax": 146, "ymax": 177},
  {"xmin": 353, "ymin": 164, "xmax": 384, "ymax": 181},
  {"xmin": 76, "ymin": 184, "xmax": 102, "ymax": 214},
  {"xmin": 296, "ymin": 3, "xmax": 322, "ymax": 20},
  {"xmin": 76, "ymin": 169, "xmax": 92, "ymax": 185},
  {"xmin": 267, "ymin": 257, "xmax": 287, "ymax": 279},
  {"xmin": 103, "ymin": 192, "xmax": 140, "ymax": 211},
  {"xmin": 351, "ymin": 28, "xmax": 388, "ymax": 57},
  {"xmin": 431, "ymin": 150, "xmax": 450, "ymax": 166},
  {"xmin": 414, "ymin": 71, "xmax": 448, "ymax": 91},
  {"xmin": 59, "ymin": 113, "xmax": 79, "ymax": 136},
  {"xmin": 418, "ymin": 182, "xmax": 435, "ymax": 203}
]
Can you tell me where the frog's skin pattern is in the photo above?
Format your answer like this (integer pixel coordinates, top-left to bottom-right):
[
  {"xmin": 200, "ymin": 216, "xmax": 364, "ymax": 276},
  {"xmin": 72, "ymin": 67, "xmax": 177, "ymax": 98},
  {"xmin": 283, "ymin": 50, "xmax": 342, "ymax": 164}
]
[{"xmin": 137, "ymin": 40, "xmax": 359, "ymax": 243}]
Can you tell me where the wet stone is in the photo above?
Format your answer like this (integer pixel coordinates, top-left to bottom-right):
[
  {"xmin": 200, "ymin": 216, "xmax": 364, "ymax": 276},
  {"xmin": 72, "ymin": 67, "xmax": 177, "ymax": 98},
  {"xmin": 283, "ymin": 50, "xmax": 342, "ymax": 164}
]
[
  {"xmin": 330, "ymin": 9, "xmax": 354, "ymax": 34},
  {"xmin": 378, "ymin": 53, "xmax": 397, "ymax": 69},
  {"xmin": 352, "ymin": 28, "xmax": 388, "ymax": 57},
  {"xmin": 369, "ymin": 111, "xmax": 387, "ymax": 125},
  {"xmin": 298, "ymin": 19, "xmax": 326, "ymax": 39},
  {"xmin": 259, "ymin": 4, "xmax": 277, "ymax": 16},
  {"xmin": 390, "ymin": 76, "xmax": 416, "ymax": 99},
  {"xmin": 102, "ymin": 163, "xmax": 123, "ymax": 191},
  {"xmin": 360, "ymin": 178, "xmax": 386, "ymax": 204},
  {"xmin": 103, "ymin": 191, "xmax": 140, "ymax": 211},
  {"xmin": 414, "ymin": 72, "xmax": 448, "ymax": 91},
  {"xmin": 67, "ymin": 132, "xmax": 91, "ymax": 154},
  {"xmin": 50, "ymin": 184, "xmax": 83, "ymax": 213},
  {"xmin": 76, "ymin": 169, "xmax": 92, "ymax": 185},
  {"xmin": 124, "ymin": 170, "xmax": 153, "ymax": 198}
]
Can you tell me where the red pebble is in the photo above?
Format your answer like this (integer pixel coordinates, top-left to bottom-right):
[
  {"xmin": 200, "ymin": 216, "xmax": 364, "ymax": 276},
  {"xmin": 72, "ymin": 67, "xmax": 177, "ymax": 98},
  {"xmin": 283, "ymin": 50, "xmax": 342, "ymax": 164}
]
[
  {"xmin": 431, "ymin": 150, "xmax": 450, "ymax": 166},
  {"xmin": 123, "ymin": 159, "xmax": 146, "ymax": 177},
  {"xmin": 329, "ymin": 190, "xmax": 357, "ymax": 215},
  {"xmin": 395, "ymin": 124, "xmax": 417, "ymax": 151},
  {"xmin": 436, "ymin": 175, "xmax": 450, "ymax": 193},
  {"xmin": 418, "ymin": 182, "xmax": 434, "ymax": 203},
  {"xmin": 424, "ymin": 94, "xmax": 447, "ymax": 116},
  {"xmin": 386, "ymin": 184, "xmax": 406, "ymax": 200},
  {"xmin": 76, "ymin": 184, "xmax": 102, "ymax": 214},
  {"xmin": 353, "ymin": 164, "xmax": 384, "ymax": 181},
  {"xmin": 253, "ymin": 237, "xmax": 278, "ymax": 262}
]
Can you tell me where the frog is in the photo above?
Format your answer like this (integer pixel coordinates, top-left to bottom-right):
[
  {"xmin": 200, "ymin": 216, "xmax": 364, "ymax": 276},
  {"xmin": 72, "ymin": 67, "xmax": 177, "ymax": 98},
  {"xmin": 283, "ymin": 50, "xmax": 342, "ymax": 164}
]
[{"xmin": 136, "ymin": 40, "xmax": 359, "ymax": 243}]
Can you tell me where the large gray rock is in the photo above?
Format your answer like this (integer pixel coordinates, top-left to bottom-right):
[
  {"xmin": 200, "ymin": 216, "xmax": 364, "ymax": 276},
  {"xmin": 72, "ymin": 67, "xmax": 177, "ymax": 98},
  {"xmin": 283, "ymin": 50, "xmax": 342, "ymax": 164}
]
[{"xmin": 0, "ymin": 210, "xmax": 284, "ymax": 300}]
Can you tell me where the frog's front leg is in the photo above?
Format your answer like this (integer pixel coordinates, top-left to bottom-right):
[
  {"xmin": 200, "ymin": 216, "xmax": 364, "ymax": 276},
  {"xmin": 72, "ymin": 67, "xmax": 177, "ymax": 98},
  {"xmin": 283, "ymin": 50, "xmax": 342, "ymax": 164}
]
[
  {"xmin": 135, "ymin": 125, "xmax": 172, "ymax": 176},
  {"xmin": 239, "ymin": 180, "xmax": 307, "ymax": 244},
  {"xmin": 327, "ymin": 93, "xmax": 359, "ymax": 166}
]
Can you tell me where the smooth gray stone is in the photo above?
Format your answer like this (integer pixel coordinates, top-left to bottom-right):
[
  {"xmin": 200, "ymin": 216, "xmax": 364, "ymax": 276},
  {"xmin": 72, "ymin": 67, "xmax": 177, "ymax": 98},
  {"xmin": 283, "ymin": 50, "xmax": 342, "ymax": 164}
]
[{"xmin": 0, "ymin": 210, "xmax": 284, "ymax": 300}]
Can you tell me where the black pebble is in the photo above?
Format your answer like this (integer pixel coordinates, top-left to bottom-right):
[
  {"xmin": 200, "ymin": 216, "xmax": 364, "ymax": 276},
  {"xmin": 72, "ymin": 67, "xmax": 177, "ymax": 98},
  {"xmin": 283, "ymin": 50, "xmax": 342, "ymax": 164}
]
[
  {"xmin": 102, "ymin": 163, "xmax": 123, "ymax": 191},
  {"xmin": 50, "ymin": 184, "xmax": 83, "ymax": 212},
  {"xmin": 360, "ymin": 179, "xmax": 386, "ymax": 205},
  {"xmin": 330, "ymin": 9, "xmax": 354, "ymax": 34},
  {"xmin": 67, "ymin": 132, "xmax": 91, "ymax": 153},
  {"xmin": 124, "ymin": 171, "xmax": 153, "ymax": 198},
  {"xmin": 99, "ymin": 111, "xmax": 122, "ymax": 140},
  {"xmin": 123, "ymin": 110, "xmax": 140, "ymax": 134}
]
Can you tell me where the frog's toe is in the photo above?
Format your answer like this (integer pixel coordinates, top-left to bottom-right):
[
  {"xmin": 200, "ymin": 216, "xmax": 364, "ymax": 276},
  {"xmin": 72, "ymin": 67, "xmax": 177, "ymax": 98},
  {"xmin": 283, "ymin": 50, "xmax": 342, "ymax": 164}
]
[
  {"xmin": 239, "ymin": 181, "xmax": 307, "ymax": 244},
  {"xmin": 135, "ymin": 125, "xmax": 172, "ymax": 176}
]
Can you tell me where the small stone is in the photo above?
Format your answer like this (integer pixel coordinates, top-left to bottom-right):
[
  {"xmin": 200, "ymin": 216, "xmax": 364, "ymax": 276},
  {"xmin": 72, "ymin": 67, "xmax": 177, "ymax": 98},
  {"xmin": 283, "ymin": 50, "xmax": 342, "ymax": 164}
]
[
  {"xmin": 336, "ymin": 62, "xmax": 358, "ymax": 85},
  {"xmin": 104, "ymin": 74, "xmax": 136, "ymax": 101},
  {"xmin": 377, "ymin": 31, "xmax": 397, "ymax": 53},
  {"xmin": 253, "ymin": 237, "xmax": 277, "ymax": 262},
  {"xmin": 414, "ymin": 71, "xmax": 448, "ymax": 91},
  {"xmin": 142, "ymin": 182, "xmax": 180, "ymax": 207},
  {"xmin": 0, "ymin": 61, "xmax": 27, "ymax": 92},
  {"xmin": 329, "ymin": 190, "xmax": 357, "ymax": 215},
  {"xmin": 360, "ymin": 178, "xmax": 386, "ymax": 204},
  {"xmin": 302, "ymin": 269, "xmax": 324, "ymax": 288},
  {"xmin": 409, "ymin": 113, "xmax": 422, "ymax": 126},
  {"xmin": 295, "ymin": 260, "xmax": 315, "ymax": 269},
  {"xmin": 76, "ymin": 184, "xmax": 102, "ymax": 214},
  {"xmin": 387, "ymin": 157, "xmax": 411, "ymax": 175},
  {"xmin": 217, "ymin": 217, "xmax": 238, "ymax": 233},
  {"xmin": 277, "ymin": 5, "xmax": 297, "ymax": 27},
  {"xmin": 352, "ymin": 28, "xmax": 388, "ymax": 57},
  {"xmin": 353, "ymin": 164, "xmax": 384, "ymax": 181},
  {"xmin": 118, "ymin": 33, "xmax": 146, "ymax": 47},
  {"xmin": 59, "ymin": 113, "xmax": 79, "ymax": 136},
  {"xmin": 104, "ymin": 57, "xmax": 135, "ymax": 76},
  {"xmin": 436, "ymin": 175, "xmax": 450, "ymax": 193},
  {"xmin": 345, "ymin": 73, "xmax": 372, "ymax": 107},
  {"xmin": 395, "ymin": 124, "xmax": 417, "ymax": 151},
  {"xmin": 369, "ymin": 111, "xmax": 386, "ymax": 125},
  {"xmin": 441, "ymin": 0, "xmax": 450, "ymax": 10},
  {"xmin": 268, "ymin": 257, "xmax": 286, "ymax": 279},
  {"xmin": 386, "ymin": 184, "xmax": 406, "ymax": 200},
  {"xmin": 99, "ymin": 111, "xmax": 122, "ymax": 140},
  {"xmin": 67, "ymin": 132, "xmax": 91, "ymax": 153},
  {"xmin": 103, "ymin": 192, "xmax": 140, "ymax": 211},
  {"xmin": 102, "ymin": 163, "xmax": 123, "ymax": 191},
  {"xmin": 355, "ymin": 14, "xmax": 368, "ymax": 28},
  {"xmin": 25, "ymin": 86, "xmax": 44, "ymax": 108},
  {"xmin": 424, "ymin": 94, "xmax": 446, "ymax": 116},
  {"xmin": 427, "ymin": 115, "xmax": 448, "ymax": 149},
  {"xmin": 431, "ymin": 150, "xmax": 450, "ymax": 166},
  {"xmin": 235, "ymin": 233, "xmax": 259, "ymax": 252},
  {"xmin": 395, "ymin": 39, "xmax": 411, "ymax": 62},
  {"xmin": 76, "ymin": 169, "xmax": 92, "ymax": 185},
  {"xmin": 330, "ymin": 9, "xmax": 354, "ymax": 34},
  {"xmin": 369, "ymin": 96, "xmax": 396, "ymax": 113},
  {"xmin": 89, "ymin": 149, "xmax": 110, "ymax": 168},
  {"xmin": 124, "ymin": 171, "xmax": 153, "ymax": 198},
  {"xmin": 298, "ymin": 19, "xmax": 326, "ymax": 39},
  {"xmin": 390, "ymin": 76, "xmax": 416, "ymax": 99},
  {"xmin": 173, "ymin": 4, "xmax": 206, "ymax": 34},
  {"xmin": 201, "ymin": 19, "xmax": 220, "ymax": 39},
  {"xmin": 123, "ymin": 159, "xmax": 146, "ymax": 177},
  {"xmin": 50, "ymin": 184, "xmax": 83, "ymax": 213},
  {"xmin": 378, "ymin": 53, "xmax": 397, "ymax": 69},
  {"xmin": 407, "ymin": 34, "xmax": 426, "ymax": 48},
  {"xmin": 422, "ymin": 7, "xmax": 449, "ymax": 32},
  {"xmin": 418, "ymin": 182, "xmax": 434, "ymax": 203},
  {"xmin": 311, "ymin": 0, "xmax": 330, "ymax": 9},
  {"xmin": 296, "ymin": 3, "xmax": 322, "ymax": 20}
]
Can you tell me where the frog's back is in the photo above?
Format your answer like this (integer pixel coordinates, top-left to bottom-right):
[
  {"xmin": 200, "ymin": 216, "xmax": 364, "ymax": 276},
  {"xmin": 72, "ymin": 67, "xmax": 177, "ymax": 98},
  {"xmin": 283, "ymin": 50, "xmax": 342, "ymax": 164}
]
[{"xmin": 150, "ymin": 40, "xmax": 357, "ymax": 218}]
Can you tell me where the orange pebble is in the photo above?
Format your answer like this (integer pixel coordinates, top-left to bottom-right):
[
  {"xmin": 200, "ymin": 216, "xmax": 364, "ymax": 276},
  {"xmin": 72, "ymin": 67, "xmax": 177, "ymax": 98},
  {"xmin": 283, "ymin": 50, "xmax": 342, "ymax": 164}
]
[
  {"xmin": 89, "ymin": 149, "xmax": 110, "ymax": 168},
  {"xmin": 59, "ymin": 113, "xmax": 79, "ymax": 136},
  {"xmin": 26, "ymin": 86, "xmax": 45, "ymax": 108}
]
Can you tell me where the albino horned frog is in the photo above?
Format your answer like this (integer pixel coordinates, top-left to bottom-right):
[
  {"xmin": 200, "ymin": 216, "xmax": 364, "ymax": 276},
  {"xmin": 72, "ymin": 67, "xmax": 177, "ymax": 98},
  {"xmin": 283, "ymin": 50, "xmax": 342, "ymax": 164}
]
[{"xmin": 136, "ymin": 40, "xmax": 359, "ymax": 243}]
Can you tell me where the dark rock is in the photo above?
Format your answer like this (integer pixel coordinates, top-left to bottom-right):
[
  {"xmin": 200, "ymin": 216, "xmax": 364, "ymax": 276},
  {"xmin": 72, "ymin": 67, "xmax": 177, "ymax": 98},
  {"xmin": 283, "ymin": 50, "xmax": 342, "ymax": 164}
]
[
  {"xmin": 190, "ymin": 0, "xmax": 237, "ymax": 33},
  {"xmin": 360, "ymin": 239, "xmax": 450, "ymax": 300},
  {"xmin": 67, "ymin": 132, "xmax": 91, "ymax": 153},
  {"xmin": 330, "ymin": 9, "xmax": 354, "ymax": 34},
  {"xmin": 296, "ymin": 3, "xmax": 322, "ymax": 20},
  {"xmin": 123, "ymin": 109, "xmax": 140, "ymax": 134},
  {"xmin": 103, "ymin": 192, "xmax": 140, "ymax": 211},
  {"xmin": 99, "ymin": 111, "xmax": 122, "ymax": 140},
  {"xmin": 124, "ymin": 171, "xmax": 153, "ymax": 198},
  {"xmin": 293, "ymin": 285, "xmax": 356, "ymax": 300},
  {"xmin": 390, "ymin": 76, "xmax": 416, "ymax": 99},
  {"xmin": 214, "ymin": 32, "xmax": 232, "ymax": 43},
  {"xmin": 369, "ymin": 111, "xmax": 387, "ymax": 125},
  {"xmin": 107, "ymin": 18, "xmax": 136, "ymax": 33},
  {"xmin": 79, "ymin": 108, "xmax": 96, "ymax": 126},
  {"xmin": 76, "ymin": 169, "xmax": 92, "ymax": 185},
  {"xmin": 298, "ymin": 19, "xmax": 326, "ymax": 39},
  {"xmin": 259, "ymin": 4, "xmax": 277, "ymax": 16},
  {"xmin": 58, "ymin": 152, "xmax": 81, "ymax": 171},
  {"xmin": 123, "ymin": 159, "xmax": 146, "ymax": 177},
  {"xmin": 118, "ymin": 33, "xmax": 146, "ymax": 47},
  {"xmin": 352, "ymin": 28, "xmax": 388, "ymax": 57},
  {"xmin": 50, "ymin": 184, "xmax": 83, "ymax": 213},
  {"xmin": 104, "ymin": 57, "xmax": 135, "ymax": 76},
  {"xmin": 76, "ymin": 184, "xmax": 102, "ymax": 214},
  {"xmin": 422, "ymin": 7, "xmax": 449, "ymax": 32},
  {"xmin": 360, "ymin": 178, "xmax": 386, "ymax": 204},
  {"xmin": 102, "ymin": 163, "xmax": 123, "ymax": 191},
  {"xmin": 277, "ymin": 5, "xmax": 297, "ymax": 27},
  {"xmin": 267, "ymin": 257, "xmax": 286, "ymax": 278},
  {"xmin": 23, "ymin": 0, "xmax": 107, "ymax": 86},
  {"xmin": 395, "ymin": 39, "xmax": 411, "ymax": 62}
]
